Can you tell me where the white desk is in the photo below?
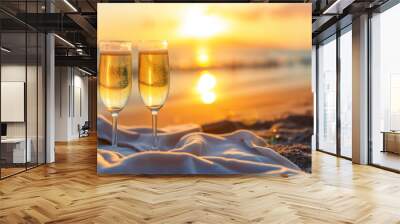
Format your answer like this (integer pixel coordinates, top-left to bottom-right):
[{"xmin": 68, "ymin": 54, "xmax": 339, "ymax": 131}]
[{"xmin": 1, "ymin": 138, "xmax": 31, "ymax": 163}]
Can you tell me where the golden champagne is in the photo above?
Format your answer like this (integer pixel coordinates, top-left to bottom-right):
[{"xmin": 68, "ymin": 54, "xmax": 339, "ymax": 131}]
[
  {"xmin": 99, "ymin": 52, "xmax": 132, "ymax": 113},
  {"xmin": 138, "ymin": 50, "xmax": 170, "ymax": 110}
]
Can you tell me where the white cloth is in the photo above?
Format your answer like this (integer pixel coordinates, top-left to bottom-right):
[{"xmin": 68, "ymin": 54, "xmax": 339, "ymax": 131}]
[{"xmin": 97, "ymin": 116, "xmax": 301, "ymax": 175}]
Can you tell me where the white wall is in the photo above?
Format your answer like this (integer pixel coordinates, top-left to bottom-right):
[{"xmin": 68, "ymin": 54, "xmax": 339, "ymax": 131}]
[
  {"xmin": 55, "ymin": 66, "xmax": 70, "ymax": 141},
  {"xmin": 68, "ymin": 73, "xmax": 89, "ymax": 139},
  {"xmin": 78, "ymin": 73, "xmax": 89, "ymax": 136},
  {"xmin": 54, "ymin": 67, "xmax": 89, "ymax": 141}
]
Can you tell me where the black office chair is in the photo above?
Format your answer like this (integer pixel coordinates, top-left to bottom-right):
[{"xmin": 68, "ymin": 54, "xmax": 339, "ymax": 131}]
[{"xmin": 78, "ymin": 121, "xmax": 90, "ymax": 138}]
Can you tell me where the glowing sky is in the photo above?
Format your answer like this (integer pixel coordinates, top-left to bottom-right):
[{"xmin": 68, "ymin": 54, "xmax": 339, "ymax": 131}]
[{"xmin": 98, "ymin": 3, "xmax": 311, "ymax": 50}]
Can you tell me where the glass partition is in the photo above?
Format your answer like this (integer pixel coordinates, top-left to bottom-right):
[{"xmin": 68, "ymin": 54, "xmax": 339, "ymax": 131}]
[
  {"xmin": 317, "ymin": 36, "xmax": 337, "ymax": 154},
  {"xmin": 1, "ymin": 31, "xmax": 28, "ymax": 177},
  {"xmin": 0, "ymin": 2, "xmax": 46, "ymax": 179},
  {"xmin": 370, "ymin": 4, "xmax": 400, "ymax": 171},
  {"xmin": 339, "ymin": 28, "xmax": 352, "ymax": 158}
]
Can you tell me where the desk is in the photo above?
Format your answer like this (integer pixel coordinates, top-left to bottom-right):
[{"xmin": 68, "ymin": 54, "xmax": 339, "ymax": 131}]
[
  {"xmin": 1, "ymin": 138, "xmax": 31, "ymax": 163},
  {"xmin": 382, "ymin": 131, "xmax": 400, "ymax": 154}
]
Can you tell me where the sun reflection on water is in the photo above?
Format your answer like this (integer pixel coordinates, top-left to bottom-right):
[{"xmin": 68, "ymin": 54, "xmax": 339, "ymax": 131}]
[
  {"xmin": 196, "ymin": 71, "xmax": 217, "ymax": 104},
  {"xmin": 201, "ymin": 91, "xmax": 216, "ymax": 104}
]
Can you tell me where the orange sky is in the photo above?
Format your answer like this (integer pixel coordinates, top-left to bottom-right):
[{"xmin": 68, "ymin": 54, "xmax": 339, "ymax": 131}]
[{"xmin": 98, "ymin": 3, "xmax": 311, "ymax": 50}]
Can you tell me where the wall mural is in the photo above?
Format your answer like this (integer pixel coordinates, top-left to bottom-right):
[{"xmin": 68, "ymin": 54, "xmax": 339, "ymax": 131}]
[{"xmin": 97, "ymin": 3, "xmax": 312, "ymax": 175}]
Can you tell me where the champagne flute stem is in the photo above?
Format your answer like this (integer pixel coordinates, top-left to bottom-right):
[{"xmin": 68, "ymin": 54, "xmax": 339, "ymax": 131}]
[
  {"xmin": 111, "ymin": 112, "xmax": 119, "ymax": 147},
  {"xmin": 151, "ymin": 110, "xmax": 158, "ymax": 149}
]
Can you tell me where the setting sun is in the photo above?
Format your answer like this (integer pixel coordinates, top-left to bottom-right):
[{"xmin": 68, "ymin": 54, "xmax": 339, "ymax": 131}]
[
  {"xmin": 196, "ymin": 47, "xmax": 210, "ymax": 66},
  {"xmin": 180, "ymin": 7, "xmax": 228, "ymax": 38}
]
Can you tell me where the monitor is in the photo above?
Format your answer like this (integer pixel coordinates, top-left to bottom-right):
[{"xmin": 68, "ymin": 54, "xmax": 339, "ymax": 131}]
[{"xmin": 1, "ymin": 123, "xmax": 7, "ymax": 137}]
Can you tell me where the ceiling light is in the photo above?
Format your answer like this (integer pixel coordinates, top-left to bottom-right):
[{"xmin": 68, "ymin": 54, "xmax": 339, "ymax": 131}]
[
  {"xmin": 78, "ymin": 67, "xmax": 93, "ymax": 76},
  {"xmin": 54, "ymin": 34, "xmax": 75, "ymax": 48},
  {"xmin": 323, "ymin": 0, "xmax": 355, "ymax": 15},
  {"xmin": 76, "ymin": 48, "xmax": 85, "ymax": 55},
  {"xmin": 1, "ymin": 47, "xmax": 11, "ymax": 53},
  {"xmin": 63, "ymin": 0, "xmax": 78, "ymax": 12}
]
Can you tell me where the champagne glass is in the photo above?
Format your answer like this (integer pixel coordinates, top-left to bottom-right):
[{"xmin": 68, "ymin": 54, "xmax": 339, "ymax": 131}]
[
  {"xmin": 138, "ymin": 40, "xmax": 170, "ymax": 149},
  {"xmin": 99, "ymin": 41, "xmax": 132, "ymax": 147}
]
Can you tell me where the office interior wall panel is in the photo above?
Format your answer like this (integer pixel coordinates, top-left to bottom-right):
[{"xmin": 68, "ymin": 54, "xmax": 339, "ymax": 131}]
[
  {"xmin": 54, "ymin": 67, "xmax": 90, "ymax": 141},
  {"xmin": 1, "ymin": 81, "xmax": 25, "ymax": 123}
]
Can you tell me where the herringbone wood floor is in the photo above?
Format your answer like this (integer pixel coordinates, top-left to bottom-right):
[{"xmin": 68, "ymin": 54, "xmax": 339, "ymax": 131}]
[{"xmin": 1, "ymin": 135, "xmax": 400, "ymax": 224}]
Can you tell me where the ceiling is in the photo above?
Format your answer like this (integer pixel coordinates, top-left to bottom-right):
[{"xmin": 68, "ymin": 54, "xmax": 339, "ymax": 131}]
[{"xmin": 311, "ymin": 0, "xmax": 390, "ymax": 44}]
